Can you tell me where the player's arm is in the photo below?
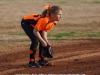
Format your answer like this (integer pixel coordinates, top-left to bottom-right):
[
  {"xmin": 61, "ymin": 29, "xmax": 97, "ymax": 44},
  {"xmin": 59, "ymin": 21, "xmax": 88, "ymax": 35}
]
[
  {"xmin": 41, "ymin": 31, "xmax": 48, "ymax": 43},
  {"xmin": 33, "ymin": 28, "xmax": 47, "ymax": 47}
]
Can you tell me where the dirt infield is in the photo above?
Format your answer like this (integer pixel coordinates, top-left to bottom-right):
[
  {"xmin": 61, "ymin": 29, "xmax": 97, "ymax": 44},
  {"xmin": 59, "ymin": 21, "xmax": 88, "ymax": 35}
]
[
  {"xmin": 0, "ymin": 0, "xmax": 100, "ymax": 75},
  {"xmin": 0, "ymin": 39, "xmax": 100, "ymax": 75}
]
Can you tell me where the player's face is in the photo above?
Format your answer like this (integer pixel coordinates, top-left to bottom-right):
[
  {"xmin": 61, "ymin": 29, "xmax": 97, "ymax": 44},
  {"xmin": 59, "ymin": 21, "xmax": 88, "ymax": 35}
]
[{"xmin": 51, "ymin": 10, "xmax": 62, "ymax": 21}]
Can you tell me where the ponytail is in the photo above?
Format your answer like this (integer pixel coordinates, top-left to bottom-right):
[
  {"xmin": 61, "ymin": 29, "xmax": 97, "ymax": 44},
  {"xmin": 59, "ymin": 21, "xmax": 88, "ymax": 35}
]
[
  {"xmin": 41, "ymin": 5, "xmax": 52, "ymax": 17},
  {"xmin": 41, "ymin": 5, "xmax": 62, "ymax": 18}
]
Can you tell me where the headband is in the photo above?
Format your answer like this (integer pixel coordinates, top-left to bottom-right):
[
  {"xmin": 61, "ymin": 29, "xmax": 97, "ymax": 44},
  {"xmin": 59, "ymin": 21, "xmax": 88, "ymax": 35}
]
[
  {"xmin": 43, "ymin": 5, "xmax": 52, "ymax": 17},
  {"xmin": 43, "ymin": 5, "xmax": 52, "ymax": 10}
]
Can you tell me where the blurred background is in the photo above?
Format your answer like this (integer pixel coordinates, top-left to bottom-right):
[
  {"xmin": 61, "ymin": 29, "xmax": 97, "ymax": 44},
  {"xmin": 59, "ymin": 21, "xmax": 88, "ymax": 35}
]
[{"xmin": 0, "ymin": 0, "xmax": 100, "ymax": 41}]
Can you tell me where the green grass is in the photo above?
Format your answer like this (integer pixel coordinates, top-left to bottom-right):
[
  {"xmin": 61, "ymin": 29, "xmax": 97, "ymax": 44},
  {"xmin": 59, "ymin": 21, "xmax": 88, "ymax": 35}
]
[
  {"xmin": 54, "ymin": 32, "xmax": 76, "ymax": 38},
  {"xmin": 92, "ymin": 0, "xmax": 100, "ymax": 4},
  {"xmin": 8, "ymin": 32, "xmax": 100, "ymax": 39},
  {"xmin": 48, "ymin": 32, "xmax": 100, "ymax": 39},
  {"xmin": 87, "ymin": 32, "xmax": 100, "ymax": 37},
  {"xmin": 8, "ymin": 32, "xmax": 26, "ymax": 36}
]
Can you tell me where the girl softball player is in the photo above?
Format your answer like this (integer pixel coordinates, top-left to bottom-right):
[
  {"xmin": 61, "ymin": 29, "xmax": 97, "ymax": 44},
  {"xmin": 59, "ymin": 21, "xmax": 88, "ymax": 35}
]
[{"xmin": 21, "ymin": 5, "xmax": 62, "ymax": 68}]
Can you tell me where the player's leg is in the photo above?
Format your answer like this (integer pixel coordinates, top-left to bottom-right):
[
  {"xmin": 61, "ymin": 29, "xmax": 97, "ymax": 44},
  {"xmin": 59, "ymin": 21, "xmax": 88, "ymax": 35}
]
[{"xmin": 21, "ymin": 19, "xmax": 41, "ymax": 68}]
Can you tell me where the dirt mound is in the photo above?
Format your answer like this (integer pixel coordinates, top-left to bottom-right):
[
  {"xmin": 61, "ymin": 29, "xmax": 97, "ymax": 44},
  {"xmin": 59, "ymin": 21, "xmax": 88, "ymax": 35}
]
[{"xmin": 0, "ymin": 40, "xmax": 100, "ymax": 75}]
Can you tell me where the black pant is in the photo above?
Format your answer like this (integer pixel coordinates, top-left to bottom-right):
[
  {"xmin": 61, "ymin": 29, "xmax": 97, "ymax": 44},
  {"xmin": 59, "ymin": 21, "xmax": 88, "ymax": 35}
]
[{"xmin": 21, "ymin": 19, "xmax": 44, "ymax": 63}]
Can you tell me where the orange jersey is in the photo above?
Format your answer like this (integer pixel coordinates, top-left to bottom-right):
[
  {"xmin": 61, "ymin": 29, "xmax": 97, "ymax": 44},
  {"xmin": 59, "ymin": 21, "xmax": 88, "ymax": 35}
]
[
  {"xmin": 35, "ymin": 17, "xmax": 57, "ymax": 32},
  {"xmin": 23, "ymin": 14, "xmax": 57, "ymax": 32},
  {"xmin": 23, "ymin": 14, "xmax": 41, "ymax": 25}
]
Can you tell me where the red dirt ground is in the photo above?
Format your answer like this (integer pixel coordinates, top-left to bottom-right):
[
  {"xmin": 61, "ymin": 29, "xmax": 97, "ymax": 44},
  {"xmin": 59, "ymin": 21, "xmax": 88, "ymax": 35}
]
[{"xmin": 0, "ymin": 39, "xmax": 100, "ymax": 75}]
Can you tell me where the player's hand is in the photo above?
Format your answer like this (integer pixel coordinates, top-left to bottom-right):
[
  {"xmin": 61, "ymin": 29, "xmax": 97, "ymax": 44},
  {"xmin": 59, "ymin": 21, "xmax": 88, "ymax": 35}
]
[
  {"xmin": 42, "ymin": 41, "xmax": 47, "ymax": 47},
  {"xmin": 47, "ymin": 42, "xmax": 51, "ymax": 46}
]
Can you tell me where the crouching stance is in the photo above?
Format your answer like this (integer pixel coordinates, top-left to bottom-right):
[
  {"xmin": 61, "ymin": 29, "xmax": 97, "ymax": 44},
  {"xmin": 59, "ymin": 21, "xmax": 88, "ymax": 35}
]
[{"xmin": 21, "ymin": 5, "xmax": 62, "ymax": 68}]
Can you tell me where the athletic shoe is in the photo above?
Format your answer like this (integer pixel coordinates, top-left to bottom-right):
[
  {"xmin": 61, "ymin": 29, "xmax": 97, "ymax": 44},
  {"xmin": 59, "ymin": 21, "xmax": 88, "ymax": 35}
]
[
  {"xmin": 38, "ymin": 60, "xmax": 52, "ymax": 66},
  {"xmin": 28, "ymin": 62, "xmax": 41, "ymax": 68}
]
